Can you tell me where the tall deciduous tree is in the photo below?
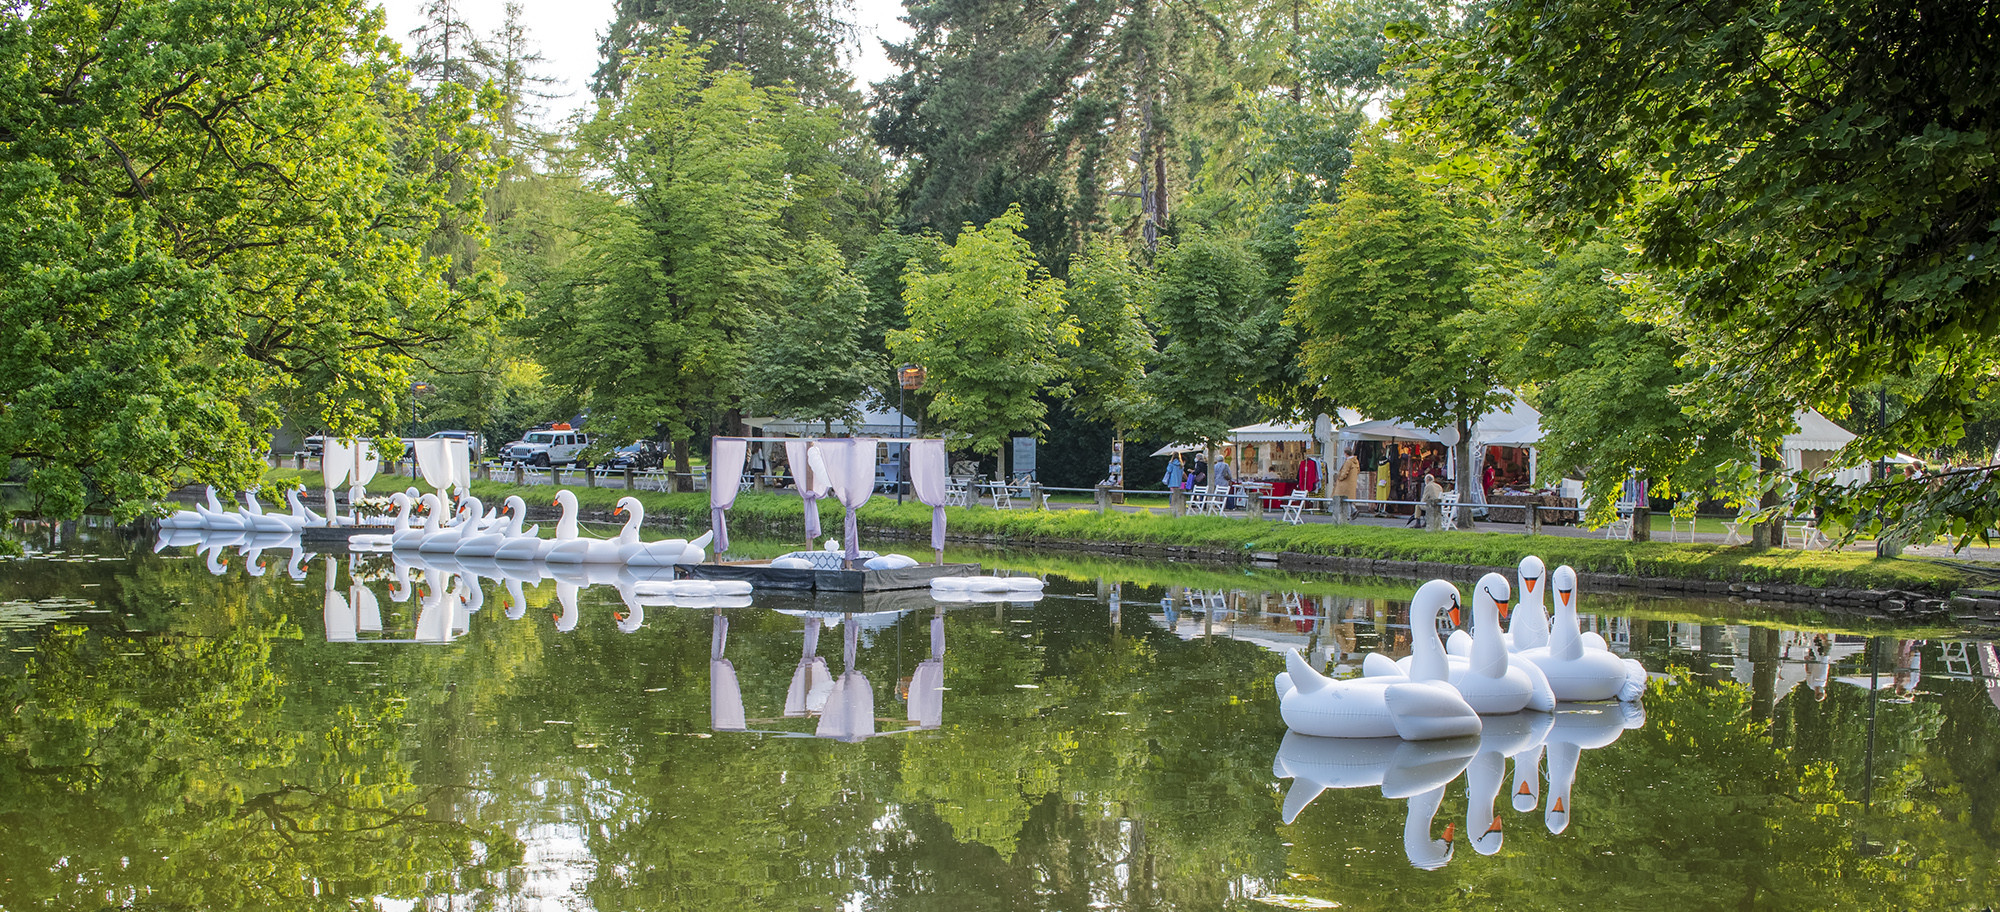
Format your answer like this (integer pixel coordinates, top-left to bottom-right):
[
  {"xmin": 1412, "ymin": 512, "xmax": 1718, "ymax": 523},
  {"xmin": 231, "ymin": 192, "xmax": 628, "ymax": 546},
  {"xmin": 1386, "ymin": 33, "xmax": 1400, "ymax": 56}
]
[
  {"xmin": 1141, "ymin": 229, "xmax": 1286, "ymax": 454},
  {"xmin": 743, "ymin": 238, "xmax": 878, "ymax": 431},
  {"xmin": 1406, "ymin": 0, "xmax": 2000, "ymax": 537},
  {"xmin": 1289, "ymin": 135, "xmax": 1512, "ymax": 516},
  {"xmin": 888, "ymin": 207, "xmax": 1077, "ymax": 478},
  {"xmin": 0, "ymin": 0, "xmax": 504, "ymax": 518},
  {"xmin": 534, "ymin": 36, "xmax": 840, "ymax": 481},
  {"xmin": 1464, "ymin": 239, "xmax": 1734, "ymax": 524}
]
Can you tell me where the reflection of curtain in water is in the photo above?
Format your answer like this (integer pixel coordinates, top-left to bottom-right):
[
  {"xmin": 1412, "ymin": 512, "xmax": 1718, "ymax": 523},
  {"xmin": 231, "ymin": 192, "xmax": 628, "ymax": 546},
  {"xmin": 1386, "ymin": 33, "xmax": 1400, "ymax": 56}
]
[
  {"xmin": 785, "ymin": 616, "xmax": 832, "ymax": 717},
  {"xmin": 817, "ymin": 618, "xmax": 875, "ymax": 741},
  {"xmin": 348, "ymin": 556, "xmax": 382, "ymax": 629},
  {"xmin": 323, "ymin": 554, "xmax": 356, "ymax": 642},
  {"xmin": 908, "ymin": 615, "xmax": 945, "ymax": 728},
  {"xmin": 711, "ymin": 612, "xmax": 746, "ymax": 731}
]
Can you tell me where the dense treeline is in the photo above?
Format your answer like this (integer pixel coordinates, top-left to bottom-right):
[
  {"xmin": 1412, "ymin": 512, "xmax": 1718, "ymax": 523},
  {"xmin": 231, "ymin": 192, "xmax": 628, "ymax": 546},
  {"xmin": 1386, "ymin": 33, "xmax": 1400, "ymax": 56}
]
[{"xmin": 3, "ymin": 0, "xmax": 1996, "ymax": 547}]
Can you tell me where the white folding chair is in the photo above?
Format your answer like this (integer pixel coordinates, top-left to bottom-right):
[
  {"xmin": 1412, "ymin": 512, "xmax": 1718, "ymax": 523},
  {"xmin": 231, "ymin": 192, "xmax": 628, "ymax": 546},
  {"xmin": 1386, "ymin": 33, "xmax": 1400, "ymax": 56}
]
[
  {"xmin": 1669, "ymin": 514, "xmax": 1697, "ymax": 543},
  {"xmin": 1438, "ymin": 492, "xmax": 1460, "ymax": 531},
  {"xmin": 1603, "ymin": 500, "xmax": 1635, "ymax": 540},
  {"xmin": 1280, "ymin": 493, "xmax": 1309, "ymax": 525},
  {"xmin": 1722, "ymin": 513, "xmax": 1750, "ymax": 546}
]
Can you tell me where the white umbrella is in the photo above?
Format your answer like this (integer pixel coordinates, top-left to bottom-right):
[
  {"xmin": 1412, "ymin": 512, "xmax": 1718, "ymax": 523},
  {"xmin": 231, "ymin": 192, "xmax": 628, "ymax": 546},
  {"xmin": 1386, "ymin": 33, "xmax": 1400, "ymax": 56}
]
[{"xmin": 1151, "ymin": 442, "xmax": 1203, "ymax": 456}]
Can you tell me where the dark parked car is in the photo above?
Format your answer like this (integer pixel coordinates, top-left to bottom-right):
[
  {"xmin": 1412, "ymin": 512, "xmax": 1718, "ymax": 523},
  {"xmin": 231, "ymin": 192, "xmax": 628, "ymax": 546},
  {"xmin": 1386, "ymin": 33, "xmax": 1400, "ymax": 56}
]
[{"xmin": 602, "ymin": 440, "xmax": 664, "ymax": 471}]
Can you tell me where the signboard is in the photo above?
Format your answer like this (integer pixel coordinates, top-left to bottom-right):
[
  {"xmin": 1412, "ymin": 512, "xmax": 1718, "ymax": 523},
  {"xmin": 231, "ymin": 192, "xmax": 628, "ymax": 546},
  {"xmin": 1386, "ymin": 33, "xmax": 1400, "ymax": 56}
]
[{"xmin": 1012, "ymin": 437, "xmax": 1036, "ymax": 479}]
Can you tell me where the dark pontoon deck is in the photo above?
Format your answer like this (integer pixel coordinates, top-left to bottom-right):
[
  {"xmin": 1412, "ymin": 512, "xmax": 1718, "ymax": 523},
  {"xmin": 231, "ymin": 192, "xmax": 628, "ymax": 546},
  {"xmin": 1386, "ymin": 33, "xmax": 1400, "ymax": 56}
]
[{"xmin": 686, "ymin": 560, "xmax": 978, "ymax": 592}]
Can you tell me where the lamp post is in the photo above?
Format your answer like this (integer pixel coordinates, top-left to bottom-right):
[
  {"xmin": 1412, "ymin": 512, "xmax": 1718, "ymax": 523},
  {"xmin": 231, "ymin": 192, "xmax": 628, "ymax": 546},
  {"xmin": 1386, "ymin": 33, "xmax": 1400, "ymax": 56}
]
[{"xmin": 898, "ymin": 364, "xmax": 925, "ymax": 503}]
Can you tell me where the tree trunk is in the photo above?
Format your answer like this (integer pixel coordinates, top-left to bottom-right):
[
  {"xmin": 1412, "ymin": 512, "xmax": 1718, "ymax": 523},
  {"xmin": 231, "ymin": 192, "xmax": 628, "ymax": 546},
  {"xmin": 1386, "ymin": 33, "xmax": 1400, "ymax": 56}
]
[
  {"xmin": 1454, "ymin": 416, "xmax": 1474, "ymax": 528},
  {"xmin": 674, "ymin": 438, "xmax": 692, "ymax": 493},
  {"xmin": 1751, "ymin": 454, "xmax": 1780, "ymax": 550}
]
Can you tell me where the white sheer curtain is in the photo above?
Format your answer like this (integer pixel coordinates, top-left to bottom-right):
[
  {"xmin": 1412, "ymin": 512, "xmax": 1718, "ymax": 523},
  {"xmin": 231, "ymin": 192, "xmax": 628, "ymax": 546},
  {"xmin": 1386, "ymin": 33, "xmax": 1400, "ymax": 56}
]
[
  {"xmin": 909, "ymin": 439, "xmax": 950, "ymax": 560},
  {"xmin": 709, "ymin": 438, "xmax": 747, "ymax": 555},
  {"xmin": 413, "ymin": 439, "xmax": 454, "ymax": 496},
  {"xmin": 350, "ymin": 439, "xmax": 381, "ymax": 486},
  {"xmin": 785, "ymin": 440, "xmax": 829, "ymax": 541},
  {"xmin": 816, "ymin": 438, "xmax": 877, "ymax": 562},
  {"xmin": 322, "ymin": 440, "xmax": 355, "ymax": 527}
]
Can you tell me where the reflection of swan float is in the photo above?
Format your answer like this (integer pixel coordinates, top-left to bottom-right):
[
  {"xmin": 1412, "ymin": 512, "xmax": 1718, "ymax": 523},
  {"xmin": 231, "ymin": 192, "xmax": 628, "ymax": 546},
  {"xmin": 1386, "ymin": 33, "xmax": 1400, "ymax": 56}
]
[
  {"xmin": 1272, "ymin": 731, "xmax": 1478, "ymax": 869},
  {"xmin": 1277, "ymin": 580, "xmax": 1482, "ymax": 740},
  {"xmin": 1517, "ymin": 565, "xmax": 1648, "ymax": 702},
  {"xmin": 1543, "ymin": 701, "xmax": 1645, "ymax": 833}
]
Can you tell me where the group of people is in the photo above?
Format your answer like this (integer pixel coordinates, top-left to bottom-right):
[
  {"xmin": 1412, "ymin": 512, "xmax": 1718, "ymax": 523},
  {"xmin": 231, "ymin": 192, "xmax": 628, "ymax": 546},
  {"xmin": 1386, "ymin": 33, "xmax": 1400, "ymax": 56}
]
[{"xmin": 1162, "ymin": 453, "xmax": 1239, "ymax": 508}]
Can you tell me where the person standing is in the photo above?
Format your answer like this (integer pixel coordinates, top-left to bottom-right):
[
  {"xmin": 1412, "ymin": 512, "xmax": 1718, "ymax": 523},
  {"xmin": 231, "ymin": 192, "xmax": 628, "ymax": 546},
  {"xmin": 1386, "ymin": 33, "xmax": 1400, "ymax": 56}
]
[
  {"xmin": 1162, "ymin": 453, "xmax": 1186, "ymax": 491},
  {"xmin": 1213, "ymin": 457, "xmax": 1237, "ymax": 510},
  {"xmin": 1334, "ymin": 446, "xmax": 1361, "ymax": 514}
]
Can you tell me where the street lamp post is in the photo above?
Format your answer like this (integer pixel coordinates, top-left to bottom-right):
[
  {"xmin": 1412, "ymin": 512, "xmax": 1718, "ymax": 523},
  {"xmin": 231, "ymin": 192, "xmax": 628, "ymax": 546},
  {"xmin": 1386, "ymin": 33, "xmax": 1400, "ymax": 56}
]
[{"xmin": 898, "ymin": 364, "xmax": 925, "ymax": 504}]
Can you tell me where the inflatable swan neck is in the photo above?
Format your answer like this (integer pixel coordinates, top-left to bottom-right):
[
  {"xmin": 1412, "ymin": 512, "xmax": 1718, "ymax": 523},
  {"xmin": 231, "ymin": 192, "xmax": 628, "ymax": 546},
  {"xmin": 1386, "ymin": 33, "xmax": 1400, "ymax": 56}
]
[
  {"xmin": 1549, "ymin": 565, "xmax": 1584, "ymax": 661},
  {"xmin": 1408, "ymin": 580, "xmax": 1460, "ymax": 684},
  {"xmin": 1470, "ymin": 573, "xmax": 1511, "ymax": 678}
]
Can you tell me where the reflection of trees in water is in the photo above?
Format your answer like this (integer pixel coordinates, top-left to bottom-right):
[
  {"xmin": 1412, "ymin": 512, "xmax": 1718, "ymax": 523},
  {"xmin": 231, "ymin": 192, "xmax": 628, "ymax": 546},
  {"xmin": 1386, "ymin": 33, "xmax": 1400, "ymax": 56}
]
[
  {"xmin": 0, "ymin": 622, "xmax": 524, "ymax": 910},
  {"xmin": 15, "ymin": 544, "xmax": 2000, "ymax": 910}
]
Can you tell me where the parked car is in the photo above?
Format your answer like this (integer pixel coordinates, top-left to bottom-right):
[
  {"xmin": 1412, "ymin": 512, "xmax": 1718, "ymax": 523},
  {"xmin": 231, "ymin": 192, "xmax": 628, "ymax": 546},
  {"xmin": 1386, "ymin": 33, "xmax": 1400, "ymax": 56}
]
[
  {"xmin": 602, "ymin": 440, "xmax": 664, "ymax": 471},
  {"xmin": 302, "ymin": 435, "xmax": 325, "ymax": 458},
  {"xmin": 405, "ymin": 429, "xmax": 483, "ymax": 461},
  {"xmin": 500, "ymin": 427, "xmax": 590, "ymax": 466}
]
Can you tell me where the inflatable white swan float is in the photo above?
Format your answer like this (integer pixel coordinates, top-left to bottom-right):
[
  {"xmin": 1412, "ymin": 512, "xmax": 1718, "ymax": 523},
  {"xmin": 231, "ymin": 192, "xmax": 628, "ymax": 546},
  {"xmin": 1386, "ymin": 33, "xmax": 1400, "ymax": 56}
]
[
  {"xmin": 1277, "ymin": 580, "xmax": 1482, "ymax": 740},
  {"xmin": 1363, "ymin": 573, "xmax": 1555, "ymax": 715},
  {"xmin": 1517, "ymin": 565, "xmax": 1648, "ymax": 702}
]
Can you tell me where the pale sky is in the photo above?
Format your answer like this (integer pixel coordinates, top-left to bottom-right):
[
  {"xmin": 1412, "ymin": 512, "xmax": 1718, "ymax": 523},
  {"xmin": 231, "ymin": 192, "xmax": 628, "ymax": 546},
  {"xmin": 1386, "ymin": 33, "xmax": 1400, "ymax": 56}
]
[{"xmin": 373, "ymin": 0, "xmax": 912, "ymax": 127}]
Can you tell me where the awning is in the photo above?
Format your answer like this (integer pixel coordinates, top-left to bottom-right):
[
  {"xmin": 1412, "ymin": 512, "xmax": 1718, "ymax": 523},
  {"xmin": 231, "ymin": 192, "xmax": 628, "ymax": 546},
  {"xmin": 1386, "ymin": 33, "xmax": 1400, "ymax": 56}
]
[
  {"xmin": 747, "ymin": 402, "xmax": 915, "ymax": 438},
  {"xmin": 1785, "ymin": 410, "xmax": 1857, "ymax": 452}
]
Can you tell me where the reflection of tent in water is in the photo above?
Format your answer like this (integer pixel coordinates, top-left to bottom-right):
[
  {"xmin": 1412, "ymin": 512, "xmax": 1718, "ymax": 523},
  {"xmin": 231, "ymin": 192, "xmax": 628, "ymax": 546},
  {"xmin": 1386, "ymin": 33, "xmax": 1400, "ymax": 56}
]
[{"xmin": 709, "ymin": 603, "xmax": 949, "ymax": 740}]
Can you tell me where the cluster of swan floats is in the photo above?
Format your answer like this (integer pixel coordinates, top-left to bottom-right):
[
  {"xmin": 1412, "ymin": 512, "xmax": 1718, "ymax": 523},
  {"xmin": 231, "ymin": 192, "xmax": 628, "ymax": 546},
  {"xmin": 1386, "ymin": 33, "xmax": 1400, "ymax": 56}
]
[
  {"xmin": 162, "ymin": 484, "xmax": 1048, "ymax": 584},
  {"xmin": 159, "ymin": 485, "xmax": 1048, "ymax": 601},
  {"xmin": 1278, "ymin": 557, "xmax": 1648, "ymax": 742}
]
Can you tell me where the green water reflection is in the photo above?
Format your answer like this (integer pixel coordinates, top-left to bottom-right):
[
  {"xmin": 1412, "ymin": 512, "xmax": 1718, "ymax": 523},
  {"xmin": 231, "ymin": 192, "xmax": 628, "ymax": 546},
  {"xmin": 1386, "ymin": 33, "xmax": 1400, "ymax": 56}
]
[{"xmin": 2, "ymin": 521, "xmax": 1997, "ymax": 910}]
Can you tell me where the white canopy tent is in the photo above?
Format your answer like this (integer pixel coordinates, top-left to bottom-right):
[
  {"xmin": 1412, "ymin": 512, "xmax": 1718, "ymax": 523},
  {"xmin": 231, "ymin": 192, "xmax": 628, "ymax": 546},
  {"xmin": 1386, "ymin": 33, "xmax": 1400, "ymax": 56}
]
[
  {"xmin": 1334, "ymin": 397, "xmax": 1546, "ymax": 501},
  {"xmin": 746, "ymin": 403, "xmax": 916, "ymax": 438},
  {"xmin": 1784, "ymin": 410, "xmax": 1866, "ymax": 485}
]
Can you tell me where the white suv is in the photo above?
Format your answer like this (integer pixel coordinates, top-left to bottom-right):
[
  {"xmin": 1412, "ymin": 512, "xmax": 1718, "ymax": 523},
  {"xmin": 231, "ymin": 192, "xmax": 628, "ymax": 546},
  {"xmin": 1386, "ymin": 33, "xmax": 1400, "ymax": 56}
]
[{"xmin": 502, "ymin": 429, "xmax": 590, "ymax": 466}]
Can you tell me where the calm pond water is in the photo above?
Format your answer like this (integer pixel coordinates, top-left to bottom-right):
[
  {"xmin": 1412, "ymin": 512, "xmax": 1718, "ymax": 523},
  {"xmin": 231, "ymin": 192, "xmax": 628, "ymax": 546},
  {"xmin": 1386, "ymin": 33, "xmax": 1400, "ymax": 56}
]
[{"xmin": 5, "ymin": 518, "xmax": 1999, "ymax": 911}]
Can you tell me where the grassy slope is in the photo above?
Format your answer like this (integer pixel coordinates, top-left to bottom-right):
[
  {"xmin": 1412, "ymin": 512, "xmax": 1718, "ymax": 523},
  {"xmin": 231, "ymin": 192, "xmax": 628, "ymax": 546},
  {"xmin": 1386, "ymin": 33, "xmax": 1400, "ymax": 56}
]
[{"xmin": 261, "ymin": 470, "xmax": 1973, "ymax": 594}]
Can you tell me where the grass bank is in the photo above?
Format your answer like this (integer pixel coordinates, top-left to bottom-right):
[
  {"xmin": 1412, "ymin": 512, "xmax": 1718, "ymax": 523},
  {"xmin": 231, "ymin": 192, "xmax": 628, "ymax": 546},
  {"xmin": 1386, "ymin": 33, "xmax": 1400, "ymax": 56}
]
[{"xmin": 260, "ymin": 469, "xmax": 1974, "ymax": 595}]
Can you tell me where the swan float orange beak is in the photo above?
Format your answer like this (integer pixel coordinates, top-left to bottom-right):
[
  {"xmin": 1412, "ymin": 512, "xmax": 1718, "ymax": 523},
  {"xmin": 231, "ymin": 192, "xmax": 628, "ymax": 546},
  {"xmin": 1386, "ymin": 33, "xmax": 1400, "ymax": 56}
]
[
  {"xmin": 1552, "ymin": 798, "xmax": 1566, "ymax": 813},
  {"xmin": 1485, "ymin": 816, "xmax": 1503, "ymax": 836},
  {"xmin": 1525, "ymin": 577, "xmax": 1537, "ymax": 593},
  {"xmin": 1441, "ymin": 823, "xmax": 1456, "ymax": 844},
  {"xmin": 1558, "ymin": 588, "xmax": 1573, "ymax": 608},
  {"xmin": 1497, "ymin": 599, "xmax": 1511, "ymax": 622},
  {"xmin": 1449, "ymin": 605, "xmax": 1462, "ymax": 627},
  {"xmin": 1518, "ymin": 781, "xmax": 1534, "ymax": 796}
]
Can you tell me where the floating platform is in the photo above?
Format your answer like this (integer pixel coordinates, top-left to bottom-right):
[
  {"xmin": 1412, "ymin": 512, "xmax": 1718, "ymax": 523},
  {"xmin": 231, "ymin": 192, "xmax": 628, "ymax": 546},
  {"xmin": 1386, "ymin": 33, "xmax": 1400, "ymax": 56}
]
[
  {"xmin": 686, "ymin": 560, "xmax": 979, "ymax": 592},
  {"xmin": 299, "ymin": 525, "xmax": 395, "ymax": 544}
]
